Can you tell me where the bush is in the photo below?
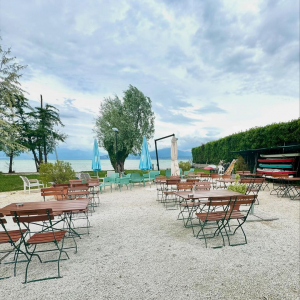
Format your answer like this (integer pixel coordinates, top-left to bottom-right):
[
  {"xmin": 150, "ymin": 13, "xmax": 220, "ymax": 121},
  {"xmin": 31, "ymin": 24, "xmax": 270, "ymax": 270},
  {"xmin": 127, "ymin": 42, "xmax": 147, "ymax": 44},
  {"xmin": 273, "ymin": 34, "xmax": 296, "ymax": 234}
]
[
  {"xmin": 178, "ymin": 161, "xmax": 191, "ymax": 172},
  {"xmin": 39, "ymin": 161, "xmax": 76, "ymax": 185},
  {"xmin": 234, "ymin": 155, "xmax": 249, "ymax": 172},
  {"xmin": 227, "ymin": 174, "xmax": 247, "ymax": 194},
  {"xmin": 192, "ymin": 119, "xmax": 300, "ymax": 164}
]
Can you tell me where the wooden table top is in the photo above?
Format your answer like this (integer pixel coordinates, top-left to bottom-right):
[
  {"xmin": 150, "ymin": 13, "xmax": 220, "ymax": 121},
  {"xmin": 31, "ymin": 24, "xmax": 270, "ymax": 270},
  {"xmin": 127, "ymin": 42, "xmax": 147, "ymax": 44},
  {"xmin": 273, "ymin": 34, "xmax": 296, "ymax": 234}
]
[
  {"xmin": 0, "ymin": 199, "xmax": 90, "ymax": 216},
  {"xmin": 174, "ymin": 190, "xmax": 243, "ymax": 200}
]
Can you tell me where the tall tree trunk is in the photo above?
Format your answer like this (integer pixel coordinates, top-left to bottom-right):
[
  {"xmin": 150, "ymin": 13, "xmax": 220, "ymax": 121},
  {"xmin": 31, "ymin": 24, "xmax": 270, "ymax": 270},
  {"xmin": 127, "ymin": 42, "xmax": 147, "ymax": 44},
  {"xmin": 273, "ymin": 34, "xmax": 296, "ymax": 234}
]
[
  {"xmin": 31, "ymin": 150, "xmax": 40, "ymax": 172},
  {"xmin": 8, "ymin": 153, "xmax": 13, "ymax": 173},
  {"xmin": 119, "ymin": 161, "xmax": 124, "ymax": 172},
  {"xmin": 44, "ymin": 137, "xmax": 47, "ymax": 163},
  {"xmin": 38, "ymin": 145, "xmax": 43, "ymax": 164}
]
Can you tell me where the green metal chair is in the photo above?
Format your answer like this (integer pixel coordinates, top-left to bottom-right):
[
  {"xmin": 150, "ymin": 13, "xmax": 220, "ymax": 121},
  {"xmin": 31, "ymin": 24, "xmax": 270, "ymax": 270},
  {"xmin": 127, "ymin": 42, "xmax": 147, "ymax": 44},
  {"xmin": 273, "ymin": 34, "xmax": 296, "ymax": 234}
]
[
  {"xmin": 143, "ymin": 171, "xmax": 160, "ymax": 182},
  {"xmin": 130, "ymin": 173, "xmax": 145, "ymax": 187},
  {"xmin": 116, "ymin": 177, "xmax": 132, "ymax": 191},
  {"xmin": 0, "ymin": 213, "xmax": 28, "ymax": 279},
  {"xmin": 11, "ymin": 208, "xmax": 70, "ymax": 283},
  {"xmin": 100, "ymin": 176, "xmax": 114, "ymax": 193}
]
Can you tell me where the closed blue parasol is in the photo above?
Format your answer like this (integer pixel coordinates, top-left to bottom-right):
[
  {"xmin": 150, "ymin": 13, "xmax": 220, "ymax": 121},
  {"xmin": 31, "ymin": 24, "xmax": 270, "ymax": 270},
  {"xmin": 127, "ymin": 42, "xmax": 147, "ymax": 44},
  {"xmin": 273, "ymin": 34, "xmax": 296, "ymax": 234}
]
[
  {"xmin": 92, "ymin": 139, "xmax": 101, "ymax": 177},
  {"xmin": 139, "ymin": 136, "xmax": 152, "ymax": 186}
]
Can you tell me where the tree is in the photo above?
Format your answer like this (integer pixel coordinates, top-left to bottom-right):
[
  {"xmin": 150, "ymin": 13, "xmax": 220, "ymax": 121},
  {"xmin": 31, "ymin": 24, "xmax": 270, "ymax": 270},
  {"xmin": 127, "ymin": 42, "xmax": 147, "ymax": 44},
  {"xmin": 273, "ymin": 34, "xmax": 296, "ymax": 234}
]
[
  {"xmin": 29, "ymin": 102, "xmax": 67, "ymax": 165},
  {"xmin": 2, "ymin": 94, "xmax": 67, "ymax": 172},
  {"xmin": 0, "ymin": 37, "xmax": 27, "ymax": 150},
  {"xmin": 95, "ymin": 85, "xmax": 155, "ymax": 172},
  {"xmin": 0, "ymin": 94, "xmax": 30, "ymax": 172}
]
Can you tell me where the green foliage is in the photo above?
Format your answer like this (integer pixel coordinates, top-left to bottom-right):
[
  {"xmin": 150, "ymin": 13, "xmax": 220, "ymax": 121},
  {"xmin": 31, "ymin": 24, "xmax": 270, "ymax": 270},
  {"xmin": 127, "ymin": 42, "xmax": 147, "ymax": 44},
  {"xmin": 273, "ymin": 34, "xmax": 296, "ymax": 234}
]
[
  {"xmin": 39, "ymin": 161, "xmax": 75, "ymax": 185},
  {"xmin": 227, "ymin": 174, "xmax": 247, "ymax": 194},
  {"xmin": 0, "ymin": 37, "xmax": 27, "ymax": 151},
  {"xmin": 178, "ymin": 161, "xmax": 191, "ymax": 171},
  {"xmin": 234, "ymin": 156, "xmax": 249, "ymax": 172},
  {"xmin": 94, "ymin": 85, "xmax": 155, "ymax": 172},
  {"xmin": 192, "ymin": 119, "xmax": 300, "ymax": 163}
]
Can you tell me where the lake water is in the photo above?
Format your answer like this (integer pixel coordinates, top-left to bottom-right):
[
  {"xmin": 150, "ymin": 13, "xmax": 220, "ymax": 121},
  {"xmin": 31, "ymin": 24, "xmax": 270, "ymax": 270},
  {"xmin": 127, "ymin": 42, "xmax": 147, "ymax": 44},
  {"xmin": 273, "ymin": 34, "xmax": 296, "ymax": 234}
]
[{"xmin": 0, "ymin": 159, "xmax": 190, "ymax": 173}]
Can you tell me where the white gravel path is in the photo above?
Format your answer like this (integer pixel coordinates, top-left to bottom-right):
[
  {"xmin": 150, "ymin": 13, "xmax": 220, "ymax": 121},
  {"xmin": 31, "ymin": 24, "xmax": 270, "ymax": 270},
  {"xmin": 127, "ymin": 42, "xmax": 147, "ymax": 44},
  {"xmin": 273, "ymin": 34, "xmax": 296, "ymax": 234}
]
[{"xmin": 0, "ymin": 186, "xmax": 299, "ymax": 300}]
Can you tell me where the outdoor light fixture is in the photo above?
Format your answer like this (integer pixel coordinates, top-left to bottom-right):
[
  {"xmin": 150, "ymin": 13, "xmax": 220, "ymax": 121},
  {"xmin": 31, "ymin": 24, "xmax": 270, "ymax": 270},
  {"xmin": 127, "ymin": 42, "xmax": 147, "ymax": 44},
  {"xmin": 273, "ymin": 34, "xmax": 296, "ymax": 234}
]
[{"xmin": 112, "ymin": 128, "xmax": 119, "ymax": 173}]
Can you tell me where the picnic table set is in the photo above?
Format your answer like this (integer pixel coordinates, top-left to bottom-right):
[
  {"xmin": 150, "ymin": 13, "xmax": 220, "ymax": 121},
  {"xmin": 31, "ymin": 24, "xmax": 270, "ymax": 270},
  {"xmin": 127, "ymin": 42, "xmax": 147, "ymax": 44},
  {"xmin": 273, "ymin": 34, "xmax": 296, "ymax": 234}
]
[
  {"xmin": 1, "ymin": 170, "xmax": 299, "ymax": 283},
  {"xmin": 0, "ymin": 178, "xmax": 100, "ymax": 283},
  {"xmin": 154, "ymin": 172, "xmax": 299, "ymax": 248}
]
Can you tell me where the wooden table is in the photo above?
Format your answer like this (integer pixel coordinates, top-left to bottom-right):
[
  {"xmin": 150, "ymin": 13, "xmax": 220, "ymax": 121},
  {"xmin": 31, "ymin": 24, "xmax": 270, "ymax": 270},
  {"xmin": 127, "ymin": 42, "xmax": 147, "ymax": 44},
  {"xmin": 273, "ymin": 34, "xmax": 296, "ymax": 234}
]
[
  {"xmin": 0, "ymin": 199, "xmax": 90, "ymax": 216},
  {"xmin": 174, "ymin": 190, "xmax": 242, "ymax": 200}
]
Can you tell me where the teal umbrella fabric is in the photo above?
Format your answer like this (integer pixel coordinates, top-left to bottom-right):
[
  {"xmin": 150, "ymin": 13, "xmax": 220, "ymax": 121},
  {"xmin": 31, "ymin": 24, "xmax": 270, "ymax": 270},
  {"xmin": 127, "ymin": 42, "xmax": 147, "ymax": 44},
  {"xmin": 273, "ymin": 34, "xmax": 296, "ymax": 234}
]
[
  {"xmin": 139, "ymin": 136, "xmax": 152, "ymax": 186},
  {"xmin": 139, "ymin": 136, "xmax": 152, "ymax": 170},
  {"xmin": 92, "ymin": 139, "xmax": 101, "ymax": 175}
]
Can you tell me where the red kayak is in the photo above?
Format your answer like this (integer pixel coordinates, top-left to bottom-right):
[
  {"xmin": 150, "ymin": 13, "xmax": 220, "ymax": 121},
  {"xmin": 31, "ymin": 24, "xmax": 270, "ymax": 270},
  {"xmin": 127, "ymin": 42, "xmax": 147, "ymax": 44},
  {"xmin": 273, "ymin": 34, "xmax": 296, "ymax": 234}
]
[{"xmin": 257, "ymin": 159, "xmax": 295, "ymax": 163}]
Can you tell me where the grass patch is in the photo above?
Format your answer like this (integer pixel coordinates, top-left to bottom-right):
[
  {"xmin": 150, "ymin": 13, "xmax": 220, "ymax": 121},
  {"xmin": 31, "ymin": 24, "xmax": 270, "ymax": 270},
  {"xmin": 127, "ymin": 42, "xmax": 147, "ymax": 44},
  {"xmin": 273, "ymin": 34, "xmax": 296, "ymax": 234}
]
[
  {"xmin": 0, "ymin": 168, "xmax": 212, "ymax": 193},
  {"xmin": 0, "ymin": 173, "xmax": 42, "ymax": 193}
]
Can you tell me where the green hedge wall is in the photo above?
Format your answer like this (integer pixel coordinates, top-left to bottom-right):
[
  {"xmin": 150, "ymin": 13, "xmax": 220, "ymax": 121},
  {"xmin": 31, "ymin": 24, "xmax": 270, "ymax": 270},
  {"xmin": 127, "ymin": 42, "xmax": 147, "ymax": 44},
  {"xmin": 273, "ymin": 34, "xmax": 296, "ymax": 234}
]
[{"xmin": 192, "ymin": 119, "xmax": 300, "ymax": 164}]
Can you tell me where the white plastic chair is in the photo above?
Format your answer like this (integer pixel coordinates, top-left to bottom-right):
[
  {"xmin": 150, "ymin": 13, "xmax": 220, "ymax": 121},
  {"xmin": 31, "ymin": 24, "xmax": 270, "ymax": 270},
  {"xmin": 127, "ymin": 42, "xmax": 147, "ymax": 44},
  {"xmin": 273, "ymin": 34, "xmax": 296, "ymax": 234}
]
[
  {"xmin": 19, "ymin": 176, "xmax": 44, "ymax": 194},
  {"xmin": 218, "ymin": 165, "xmax": 224, "ymax": 175}
]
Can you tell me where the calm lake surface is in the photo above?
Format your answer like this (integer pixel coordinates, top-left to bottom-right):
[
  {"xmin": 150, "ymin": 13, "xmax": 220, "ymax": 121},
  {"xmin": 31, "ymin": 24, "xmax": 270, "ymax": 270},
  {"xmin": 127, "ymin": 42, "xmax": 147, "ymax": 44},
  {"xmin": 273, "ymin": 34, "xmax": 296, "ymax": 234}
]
[{"xmin": 0, "ymin": 159, "xmax": 190, "ymax": 173}]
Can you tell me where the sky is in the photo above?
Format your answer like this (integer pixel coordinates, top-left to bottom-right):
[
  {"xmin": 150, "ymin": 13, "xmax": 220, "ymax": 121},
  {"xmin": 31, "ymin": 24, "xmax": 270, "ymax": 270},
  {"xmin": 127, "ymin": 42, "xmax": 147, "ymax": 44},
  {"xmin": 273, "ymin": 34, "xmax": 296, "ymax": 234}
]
[{"xmin": 0, "ymin": 0, "xmax": 299, "ymax": 156}]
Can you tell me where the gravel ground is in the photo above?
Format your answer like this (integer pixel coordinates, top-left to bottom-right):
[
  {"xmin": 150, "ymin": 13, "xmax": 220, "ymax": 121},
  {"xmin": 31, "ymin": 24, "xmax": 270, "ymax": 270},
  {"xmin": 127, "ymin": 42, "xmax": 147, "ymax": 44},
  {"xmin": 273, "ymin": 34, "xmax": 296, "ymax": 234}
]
[{"xmin": 0, "ymin": 186, "xmax": 299, "ymax": 300}]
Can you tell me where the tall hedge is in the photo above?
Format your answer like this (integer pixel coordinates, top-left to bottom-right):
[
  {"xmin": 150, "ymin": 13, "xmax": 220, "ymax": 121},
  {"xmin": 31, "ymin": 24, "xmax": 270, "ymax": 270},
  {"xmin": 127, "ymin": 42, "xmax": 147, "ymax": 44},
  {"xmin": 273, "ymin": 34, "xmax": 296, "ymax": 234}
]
[{"xmin": 192, "ymin": 119, "xmax": 300, "ymax": 164}]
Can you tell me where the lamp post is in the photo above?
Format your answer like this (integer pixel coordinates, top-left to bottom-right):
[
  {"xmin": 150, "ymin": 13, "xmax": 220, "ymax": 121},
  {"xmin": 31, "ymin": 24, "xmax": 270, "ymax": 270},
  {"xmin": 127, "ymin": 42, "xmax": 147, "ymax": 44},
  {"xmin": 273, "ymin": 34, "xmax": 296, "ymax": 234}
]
[{"xmin": 112, "ymin": 128, "xmax": 119, "ymax": 173}]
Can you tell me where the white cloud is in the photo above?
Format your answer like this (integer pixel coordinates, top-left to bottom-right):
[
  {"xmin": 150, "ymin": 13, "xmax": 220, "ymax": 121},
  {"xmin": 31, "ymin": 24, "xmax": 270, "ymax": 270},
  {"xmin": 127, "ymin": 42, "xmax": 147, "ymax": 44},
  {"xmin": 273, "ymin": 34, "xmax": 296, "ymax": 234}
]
[{"xmin": 0, "ymin": 0, "xmax": 298, "ymax": 155}]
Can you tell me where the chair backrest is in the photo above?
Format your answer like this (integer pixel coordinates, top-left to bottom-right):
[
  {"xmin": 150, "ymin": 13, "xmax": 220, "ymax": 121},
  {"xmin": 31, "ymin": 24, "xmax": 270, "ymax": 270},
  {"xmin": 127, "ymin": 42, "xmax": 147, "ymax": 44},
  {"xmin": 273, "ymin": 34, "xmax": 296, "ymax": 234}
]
[
  {"xmin": 230, "ymin": 195, "xmax": 257, "ymax": 211},
  {"xmin": 68, "ymin": 184, "xmax": 89, "ymax": 199},
  {"xmin": 11, "ymin": 208, "xmax": 54, "ymax": 224},
  {"xmin": 166, "ymin": 179, "xmax": 180, "ymax": 186},
  {"xmin": 103, "ymin": 176, "xmax": 116, "ymax": 183},
  {"xmin": 131, "ymin": 173, "xmax": 143, "ymax": 180},
  {"xmin": 119, "ymin": 178, "xmax": 130, "ymax": 185},
  {"xmin": 240, "ymin": 178, "xmax": 253, "ymax": 184},
  {"xmin": 69, "ymin": 179, "xmax": 83, "ymax": 186},
  {"xmin": 41, "ymin": 187, "xmax": 66, "ymax": 201},
  {"xmin": 186, "ymin": 178, "xmax": 200, "ymax": 183},
  {"xmin": 251, "ymin": 178, "xmax": 264, "ymax": 183},
  {"xmin": 149, "ymin": 171, "xmax": 160, "ymax": 179},
  {"xmin": 169, "ymin": 176, "xmax": 181, "ymax": 180},
  {"xmin": 155, "ymin": 176, "xmax": 166, "ymax": 182},
  {"xmin": 222, "ymin": 174, "xmax": 231, "ymax": 179},
  {"xmin": 20, "ymin": 176, "xmax": 30, "ymax": 186},
  {"xmin": 176, "ymin": 183, "xmax": 193, "ymax": 191},
  {"xmin": 206, "ymin": 196, "xmax": 232, "ymax": 208},
  {"xmin": 194, "ymin": 182, "xmax": 211, "ymax": 190}
]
